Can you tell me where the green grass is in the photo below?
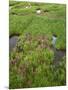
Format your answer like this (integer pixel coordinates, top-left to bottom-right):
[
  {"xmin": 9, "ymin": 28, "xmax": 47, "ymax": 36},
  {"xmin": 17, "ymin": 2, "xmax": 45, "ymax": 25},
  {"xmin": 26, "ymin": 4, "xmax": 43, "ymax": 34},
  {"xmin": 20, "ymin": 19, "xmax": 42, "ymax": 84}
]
[
  {"xmin": 9, "ymin": 34, "xmax": 66, "ymax": 88},
  {"xmin": 9, "ymin": 15, "xmax": 33, "ymax": 36},
  {"xmin": 9, "ymin": 1, "xmax": 66, "ymax": 89},
  {"xmin": 9, "ymin": 2, "xmax": 66, "ymax": 50}
]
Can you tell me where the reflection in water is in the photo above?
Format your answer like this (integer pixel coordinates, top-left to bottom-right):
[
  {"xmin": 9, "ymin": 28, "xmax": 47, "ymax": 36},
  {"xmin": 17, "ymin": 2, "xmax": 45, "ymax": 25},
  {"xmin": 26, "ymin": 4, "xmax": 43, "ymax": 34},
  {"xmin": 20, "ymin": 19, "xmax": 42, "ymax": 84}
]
[
  {"xmin": 52, "ymin": 35, "xmax": 57, "ymax": 47},
  {"xmin": 52, "ymin": 35, "xmax": 66, "ymax": 65},
  {"xmin": 9, "ymin": 36, "xmax": 18, "ymax": 52}
]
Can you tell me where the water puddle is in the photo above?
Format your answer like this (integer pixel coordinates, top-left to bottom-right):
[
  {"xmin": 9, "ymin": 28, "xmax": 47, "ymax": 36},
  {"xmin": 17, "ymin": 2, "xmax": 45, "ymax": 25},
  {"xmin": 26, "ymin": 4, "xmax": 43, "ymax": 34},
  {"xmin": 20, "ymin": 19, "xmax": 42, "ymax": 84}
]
[
  {"xmin": 52, "ymin": 35, "xmax": 57, "ymax": 47},
  {"xmin": 52, "ymin": 34, "xmax": 66, "ymax": 65},
  {"xmin": 53, "ymin": 48, "xmax": 66, "ymax": 65},
  {"xmin": 9, "ymin": 36, "xmax": 18, "ymax": 52}
]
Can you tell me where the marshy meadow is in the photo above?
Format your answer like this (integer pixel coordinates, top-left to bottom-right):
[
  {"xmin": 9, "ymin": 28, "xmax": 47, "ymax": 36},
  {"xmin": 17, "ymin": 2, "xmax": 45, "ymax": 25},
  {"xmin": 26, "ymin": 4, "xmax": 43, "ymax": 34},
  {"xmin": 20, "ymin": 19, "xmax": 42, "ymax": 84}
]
[{"xmin": 9, "ymin": 1, "xmax": 66, "ymax": 89}]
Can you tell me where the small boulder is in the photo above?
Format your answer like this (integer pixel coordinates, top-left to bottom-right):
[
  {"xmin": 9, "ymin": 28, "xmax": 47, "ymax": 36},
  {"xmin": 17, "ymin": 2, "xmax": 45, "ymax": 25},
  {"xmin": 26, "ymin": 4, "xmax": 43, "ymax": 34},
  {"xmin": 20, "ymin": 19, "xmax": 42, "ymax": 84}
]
[{"xmin": 36, "ymin": 10, "xmax": 41, "ymax": 14}]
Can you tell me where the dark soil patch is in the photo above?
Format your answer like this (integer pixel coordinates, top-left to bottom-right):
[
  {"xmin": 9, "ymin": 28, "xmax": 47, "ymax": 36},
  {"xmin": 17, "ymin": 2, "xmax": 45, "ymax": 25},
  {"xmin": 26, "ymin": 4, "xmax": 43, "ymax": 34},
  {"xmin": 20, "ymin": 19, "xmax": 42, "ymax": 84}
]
[
  {"xmin": 11, "ymin": 12, "xmax": 18, "ymax": 16},
  {"xmin": 36, "ymin": 8, "xmax": 41, "ymax": 10},
  {"xmin": 44, "ymin": 9, "xmax": 49, "ymax": 12},
  {"xmin": 9, "ymin": 33, "xmax": 20, "ymax": 38},
  {"xmin": 11, "ymin": 12, "xmax": 34, "ymax": 16}
]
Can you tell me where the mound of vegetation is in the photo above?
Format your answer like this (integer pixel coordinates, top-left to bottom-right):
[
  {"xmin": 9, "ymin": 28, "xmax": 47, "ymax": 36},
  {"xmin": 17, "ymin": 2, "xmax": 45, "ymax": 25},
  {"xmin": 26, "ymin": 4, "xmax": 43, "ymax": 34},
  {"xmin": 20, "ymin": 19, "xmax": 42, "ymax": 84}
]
[{"xmin": 9, "ymin": 34, "xmax": 66, "ymax": 88}]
